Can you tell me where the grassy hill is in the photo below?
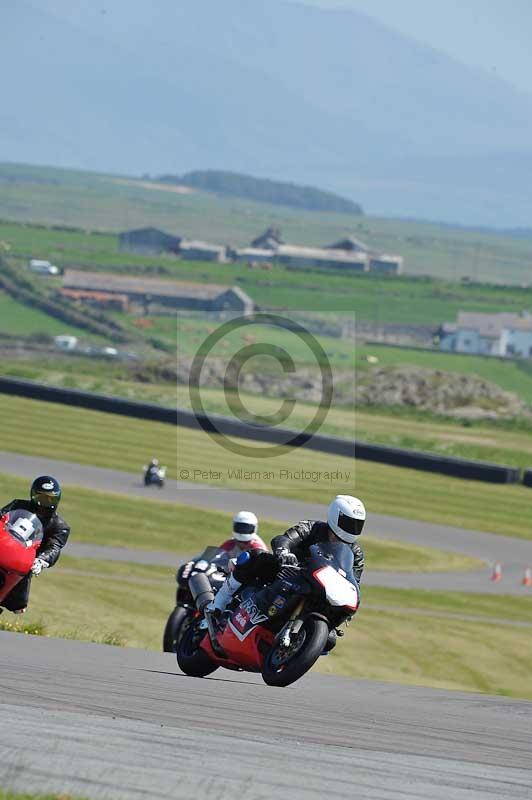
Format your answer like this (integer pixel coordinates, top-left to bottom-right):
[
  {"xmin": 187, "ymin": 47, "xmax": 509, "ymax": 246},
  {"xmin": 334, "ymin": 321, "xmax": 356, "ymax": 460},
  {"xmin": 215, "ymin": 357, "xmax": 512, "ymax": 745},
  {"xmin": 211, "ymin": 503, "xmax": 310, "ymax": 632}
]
[{"xmin": 2, "ymin": 162, "xmax": 532, "ymax": 284}]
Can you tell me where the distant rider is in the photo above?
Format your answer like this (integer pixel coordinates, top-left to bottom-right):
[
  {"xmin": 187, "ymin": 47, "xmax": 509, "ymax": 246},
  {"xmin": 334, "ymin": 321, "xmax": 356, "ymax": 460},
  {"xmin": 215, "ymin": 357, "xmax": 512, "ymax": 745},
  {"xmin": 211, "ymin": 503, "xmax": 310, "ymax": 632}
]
[
  {"xmin": 209, "ymin": 495, "xmax": 366, "ymax": 638},
  {"xmin": 218, "ymin": 510, "xmax": 268, "ymax": 558},
  {"xmin": 0, "ymin": 476, "xmax": 70, "ymax": 614},
  {"xmin": 144, "ymin": 458, "xmax": 161, "ymax": 484}
]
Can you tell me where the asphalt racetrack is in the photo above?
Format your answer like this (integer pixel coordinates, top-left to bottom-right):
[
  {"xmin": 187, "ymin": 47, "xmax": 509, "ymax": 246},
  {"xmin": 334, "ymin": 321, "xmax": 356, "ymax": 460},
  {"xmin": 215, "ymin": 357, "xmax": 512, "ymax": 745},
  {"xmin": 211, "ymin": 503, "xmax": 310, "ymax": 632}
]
[
  {"xmin": 1, "ymin": 451, "xmax": 531, "ymax": 594},
  {"xmin": 1, "ymin": 632, "xmax": 531, "ymax": 800}
]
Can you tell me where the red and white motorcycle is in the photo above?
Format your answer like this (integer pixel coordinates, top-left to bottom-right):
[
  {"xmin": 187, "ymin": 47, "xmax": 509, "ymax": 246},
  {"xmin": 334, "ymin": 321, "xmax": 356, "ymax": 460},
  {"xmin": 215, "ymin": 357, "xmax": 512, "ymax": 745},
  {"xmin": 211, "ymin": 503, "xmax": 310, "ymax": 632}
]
[{"xmin": 177, "ymin": 541, "xmax": 360, "ymax": 687}]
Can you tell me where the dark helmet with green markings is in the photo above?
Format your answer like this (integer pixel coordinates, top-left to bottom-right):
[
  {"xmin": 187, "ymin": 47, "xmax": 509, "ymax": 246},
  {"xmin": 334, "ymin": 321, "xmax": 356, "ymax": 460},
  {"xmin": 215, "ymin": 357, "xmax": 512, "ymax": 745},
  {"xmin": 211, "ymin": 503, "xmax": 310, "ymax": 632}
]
[{"xmin": 31, "ymin": 476, "xmax": 62, "ymax": 512}]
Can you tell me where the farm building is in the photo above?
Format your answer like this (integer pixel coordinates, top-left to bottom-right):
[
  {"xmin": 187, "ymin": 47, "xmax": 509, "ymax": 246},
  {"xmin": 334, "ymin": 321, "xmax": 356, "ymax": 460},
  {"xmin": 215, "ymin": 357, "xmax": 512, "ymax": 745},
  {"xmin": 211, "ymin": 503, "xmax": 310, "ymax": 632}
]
[
  {"xmin": 275, "ymin": 244, "xmax": 368, "ymax": 271},
  {"xmin": 230, "ymin": 247, "xmax": 277, "ymax": 264},
  {"xmin": 118, "ymin": 227, "xmax": 182, "ymax": 255},
  {"xmin": 250, "ymin": 227, "xmax": 284, "ymax": 249},
  {"xmin": 61, "ymin": 288, "xmax": 129, "ymax": 312},
  {"xmin": 62, "ymin": 270, "xmax": 254, "ymax": 315},
  {"xmin": 439, "ymin": 311, "xmax": 532, "ymax": 357},
  {"xmin": 369, "ymin": 255, "xmax": 403, "ymax": 275},
  {"xmin": 179, "ymin": 240, "xmax": 227, "ymax": 262},
  {"xmin": 237, "ymin": 228, "xmax": 403, "ymax": 273},
  {"xmin": 328, "ymin": 236, "xmax": 371, "ymax": 253}
]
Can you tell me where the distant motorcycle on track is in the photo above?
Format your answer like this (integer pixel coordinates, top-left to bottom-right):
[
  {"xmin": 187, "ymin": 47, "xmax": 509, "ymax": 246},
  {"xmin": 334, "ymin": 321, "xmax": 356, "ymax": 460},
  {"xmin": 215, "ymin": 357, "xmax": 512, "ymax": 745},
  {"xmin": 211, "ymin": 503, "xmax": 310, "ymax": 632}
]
[
  {"xmin": 163, "ymin": 546, "xmax": 231, "ymax": 653},
  {"xmin": 177, "ymin": 540, "xmax": 360, "ymax": 687},
  {"xmin": 0, "ymin": 509, "xmax": 44, "ymax": 608},
  {"xmin": 143, "ymin": 464, "xmax": 167, "ymax": 488}
]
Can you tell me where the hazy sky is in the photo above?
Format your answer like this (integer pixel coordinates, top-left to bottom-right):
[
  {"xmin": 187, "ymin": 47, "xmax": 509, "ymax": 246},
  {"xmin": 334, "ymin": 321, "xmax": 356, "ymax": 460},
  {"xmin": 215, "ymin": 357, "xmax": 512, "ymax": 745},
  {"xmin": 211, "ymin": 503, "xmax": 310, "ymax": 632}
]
[{"xmin": 297, "ymin": 0, "xmax": 532, "ymax": 94}]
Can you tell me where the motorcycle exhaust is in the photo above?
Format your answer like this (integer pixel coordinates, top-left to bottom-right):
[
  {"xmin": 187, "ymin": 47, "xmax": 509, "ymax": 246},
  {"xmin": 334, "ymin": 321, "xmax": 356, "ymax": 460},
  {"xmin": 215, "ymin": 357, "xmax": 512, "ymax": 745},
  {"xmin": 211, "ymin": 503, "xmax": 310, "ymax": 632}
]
[{"xmin": 188, "ymin": 572, "xmax": 214, "ymax": 611}]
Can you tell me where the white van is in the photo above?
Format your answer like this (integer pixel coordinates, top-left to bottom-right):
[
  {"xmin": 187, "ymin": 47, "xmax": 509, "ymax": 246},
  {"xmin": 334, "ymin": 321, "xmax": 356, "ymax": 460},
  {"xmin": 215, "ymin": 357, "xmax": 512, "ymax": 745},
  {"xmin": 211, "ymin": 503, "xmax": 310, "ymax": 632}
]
[{"xmin": 29, "ymin": 259, "xmax": 59, "ymax": 276}]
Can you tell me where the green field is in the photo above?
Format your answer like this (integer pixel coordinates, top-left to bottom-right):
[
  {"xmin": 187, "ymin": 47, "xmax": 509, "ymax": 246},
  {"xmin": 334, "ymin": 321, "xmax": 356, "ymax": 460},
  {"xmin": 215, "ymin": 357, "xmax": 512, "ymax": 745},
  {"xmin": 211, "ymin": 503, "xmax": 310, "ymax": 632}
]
[
  {"xmin": 2, "ymin": 214, "xmax": 532, "ymax": 323},
  {"xmin": 2, "ymin": 394, "xmax": 532, "ymax": 540},
  {"xmin": 0, "ymin": 291, "xmax": 89, "ymax": 338},
  {"xmin": 2, "ymin": 162, "xmax": 532, "ymax": 286}
]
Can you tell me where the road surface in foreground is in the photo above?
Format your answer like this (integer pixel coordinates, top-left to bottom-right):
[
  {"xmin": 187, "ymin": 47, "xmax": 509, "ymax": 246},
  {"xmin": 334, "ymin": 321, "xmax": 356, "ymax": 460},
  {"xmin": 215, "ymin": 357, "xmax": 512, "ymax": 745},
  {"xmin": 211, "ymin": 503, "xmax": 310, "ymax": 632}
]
[{"xmin": 0, "ymin": 632, "xmax": 531, "ymax": 800}]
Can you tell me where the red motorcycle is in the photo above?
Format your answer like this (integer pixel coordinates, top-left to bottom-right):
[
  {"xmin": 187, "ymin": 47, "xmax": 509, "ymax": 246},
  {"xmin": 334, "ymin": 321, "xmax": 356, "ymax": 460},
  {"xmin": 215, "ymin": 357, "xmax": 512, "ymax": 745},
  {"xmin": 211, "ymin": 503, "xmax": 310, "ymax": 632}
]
[
  {"xmin": 0, "ymin": 510, "xmax": 43, "ymax": 607},
  {"xmin": 177, "ymin": 541, "xmax": 360, "ymax": 687}
]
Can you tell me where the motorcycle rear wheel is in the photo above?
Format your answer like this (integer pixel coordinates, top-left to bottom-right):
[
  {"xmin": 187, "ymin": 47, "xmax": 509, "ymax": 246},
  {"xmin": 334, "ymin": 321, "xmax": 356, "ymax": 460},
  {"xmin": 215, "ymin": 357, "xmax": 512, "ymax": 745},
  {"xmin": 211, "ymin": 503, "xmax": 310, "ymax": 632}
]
[
  {"xmin": 162, "ymin": 606, "xmax": 190, "ymax": 653},
  {"xmin": 177, "ymin": 624, "xmax": 218, "ymax": 677},
  {"xmin": 262, "ymin": 617, "xmax": 328, "ymax": 687}
]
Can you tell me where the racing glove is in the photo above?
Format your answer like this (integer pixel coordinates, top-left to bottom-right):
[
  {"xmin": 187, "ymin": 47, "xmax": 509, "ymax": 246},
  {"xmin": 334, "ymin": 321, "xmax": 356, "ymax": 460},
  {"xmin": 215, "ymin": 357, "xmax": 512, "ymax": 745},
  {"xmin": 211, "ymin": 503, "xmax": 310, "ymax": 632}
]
[
  {"xmin": 31, "ymin": 557, "xmax": 49, "ymax": 576},
  {"xmin": 275, "ymin": 548, "xmax": 298, "ymax": 567}
]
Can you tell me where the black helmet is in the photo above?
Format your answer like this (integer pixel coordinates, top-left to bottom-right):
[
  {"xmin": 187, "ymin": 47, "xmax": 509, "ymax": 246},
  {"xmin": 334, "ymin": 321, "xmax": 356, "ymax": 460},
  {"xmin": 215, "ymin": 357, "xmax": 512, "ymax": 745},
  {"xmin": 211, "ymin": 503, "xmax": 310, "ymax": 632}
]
[{"xmin": 31, "ymin": 475, "xmax": 61, "ymax": 511}]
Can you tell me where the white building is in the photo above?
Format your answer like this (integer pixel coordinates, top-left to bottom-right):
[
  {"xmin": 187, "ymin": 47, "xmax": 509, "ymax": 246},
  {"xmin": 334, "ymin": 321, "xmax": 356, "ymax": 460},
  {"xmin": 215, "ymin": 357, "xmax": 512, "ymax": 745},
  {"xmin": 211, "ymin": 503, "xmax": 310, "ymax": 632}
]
[{"xmin": 439, "ymin": 311, "xmax": 532, "ymax": 357}]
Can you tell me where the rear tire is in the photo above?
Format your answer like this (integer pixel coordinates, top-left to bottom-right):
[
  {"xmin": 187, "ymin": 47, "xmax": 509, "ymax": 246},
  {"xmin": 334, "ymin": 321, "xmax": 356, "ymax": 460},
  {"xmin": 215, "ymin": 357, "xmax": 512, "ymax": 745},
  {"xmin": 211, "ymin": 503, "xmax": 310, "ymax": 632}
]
[
  {"xmin": 177, "ymin": 623, "xmax": 218, "ymax": 677},
  {"xmin": 162, "ymin": 606, "xmax": 190, "ymax": 653},
  {"xmin": 262, "ymin": 617, "xmax": 328, "ymax": 687}
]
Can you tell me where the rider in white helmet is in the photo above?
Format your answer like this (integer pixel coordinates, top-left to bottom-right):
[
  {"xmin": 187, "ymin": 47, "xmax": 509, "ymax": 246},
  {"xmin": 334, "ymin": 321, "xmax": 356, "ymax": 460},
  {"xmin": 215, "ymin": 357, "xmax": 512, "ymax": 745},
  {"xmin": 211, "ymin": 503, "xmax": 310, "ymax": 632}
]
[
  {"xmin": 218, "ymin": 510, "xmax": 268, "ymax": 558},
  {"xmin": 209, "ymin": 496, "xmax": 366, "ymax": 636}
]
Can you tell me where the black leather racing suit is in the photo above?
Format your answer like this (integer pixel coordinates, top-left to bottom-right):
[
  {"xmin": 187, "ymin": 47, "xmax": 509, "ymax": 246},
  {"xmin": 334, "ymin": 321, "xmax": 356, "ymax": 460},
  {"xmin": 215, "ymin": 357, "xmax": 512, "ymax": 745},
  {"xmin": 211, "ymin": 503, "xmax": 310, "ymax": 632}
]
[
  {"xmin": 0, "ymin": 498, "xmax": 70, "ymax": 610},
  {"xmin": 234, "ymin": 520, "xmax": 364, "ymax": 585},
  {"xmin": 272, "ymin": 520, "xmax": 364, "ymax": 584}
]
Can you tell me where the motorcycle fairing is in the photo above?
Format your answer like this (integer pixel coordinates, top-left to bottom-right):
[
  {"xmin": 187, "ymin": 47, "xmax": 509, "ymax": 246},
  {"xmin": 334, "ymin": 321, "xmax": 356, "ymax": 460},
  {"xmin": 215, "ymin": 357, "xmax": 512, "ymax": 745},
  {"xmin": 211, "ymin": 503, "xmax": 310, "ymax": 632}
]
[
  {"xmin": 200, "ymin": 623, "xmax": 274, "ymax": 671},
  {"xmin": 0, "ymin": 514, "xmax": 40, "ymax": 603},
  {"xmin": 199, "ymin": 593, "xmax": 275, "ymax": 670},
  {"xmin": 312, "ymin": 566, "xmax": 359, "ymax": 611},
  {"xmin": 0, "ymin": 527, "xmax": 36, "ymax": 574},
  {"xmin": 228, "ymin": 595, "xmax": 269, "ymax": 642}
]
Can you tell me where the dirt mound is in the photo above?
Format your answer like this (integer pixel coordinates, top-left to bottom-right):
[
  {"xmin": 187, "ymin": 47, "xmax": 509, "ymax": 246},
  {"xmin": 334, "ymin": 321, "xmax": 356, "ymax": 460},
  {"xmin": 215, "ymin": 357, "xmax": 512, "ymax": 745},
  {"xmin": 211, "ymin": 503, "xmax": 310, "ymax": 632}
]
[{"xmin": 356, "ymin": 365, "xmax": 527, "ymax": 419}]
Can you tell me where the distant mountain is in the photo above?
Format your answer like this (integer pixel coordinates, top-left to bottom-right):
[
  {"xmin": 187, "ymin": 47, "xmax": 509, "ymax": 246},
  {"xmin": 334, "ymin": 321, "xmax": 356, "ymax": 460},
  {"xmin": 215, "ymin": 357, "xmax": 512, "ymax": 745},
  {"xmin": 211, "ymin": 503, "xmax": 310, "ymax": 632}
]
[
  {"xmin": 2, "ymin": 0, "xmax": 532, "ymax": 225},
  {"xmin": 161, "ymin": 170, "xmax": 363, "ymax": 214}
]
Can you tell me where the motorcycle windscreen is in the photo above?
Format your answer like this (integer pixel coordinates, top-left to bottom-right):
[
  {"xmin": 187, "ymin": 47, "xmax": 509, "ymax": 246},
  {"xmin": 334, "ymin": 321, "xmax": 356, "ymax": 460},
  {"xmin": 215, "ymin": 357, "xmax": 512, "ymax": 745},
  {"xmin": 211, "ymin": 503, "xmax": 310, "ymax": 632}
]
[
  {"xmin": 196, "ymin": 546, "xmax": 231, "ymax": 568},
  {"xmin": 308, "ymin": 542, "xmax": 356, "ymax": 581}
]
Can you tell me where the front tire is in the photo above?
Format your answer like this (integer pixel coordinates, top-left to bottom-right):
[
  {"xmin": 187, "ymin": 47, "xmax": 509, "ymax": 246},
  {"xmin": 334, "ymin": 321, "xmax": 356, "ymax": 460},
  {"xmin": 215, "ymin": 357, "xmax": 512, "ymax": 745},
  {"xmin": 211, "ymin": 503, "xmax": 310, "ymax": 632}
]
[
  {"xmin": 162, "ymin": 606, "xmax": 190, "ymax": 653},
  {"xmin": 262, "ymin": 617, "xmax": 329, "ymax": 687},
  {"xmin": 177, "ymin": 623, "xmax": 218, "ymax": 677}
]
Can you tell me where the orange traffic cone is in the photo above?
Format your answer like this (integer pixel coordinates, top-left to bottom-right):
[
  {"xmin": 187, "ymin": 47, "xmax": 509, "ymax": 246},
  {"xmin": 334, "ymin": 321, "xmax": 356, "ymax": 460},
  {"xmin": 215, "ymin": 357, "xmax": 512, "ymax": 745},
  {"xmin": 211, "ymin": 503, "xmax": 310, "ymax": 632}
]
[
  {"xmin": 522, "ymin": 567, "xmax": 532, "ymax": 587},
  {"xmin": 491, "ymin": 563, "xmax": 502, "ymax": 582}
]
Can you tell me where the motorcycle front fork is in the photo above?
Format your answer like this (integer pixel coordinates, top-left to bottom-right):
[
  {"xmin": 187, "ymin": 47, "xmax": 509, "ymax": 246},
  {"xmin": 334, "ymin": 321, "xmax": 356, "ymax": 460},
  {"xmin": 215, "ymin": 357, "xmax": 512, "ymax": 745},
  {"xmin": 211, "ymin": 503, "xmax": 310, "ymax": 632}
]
[{"xmin": 278, "ymin": 599, "xmax": 305, "ymax": 647}]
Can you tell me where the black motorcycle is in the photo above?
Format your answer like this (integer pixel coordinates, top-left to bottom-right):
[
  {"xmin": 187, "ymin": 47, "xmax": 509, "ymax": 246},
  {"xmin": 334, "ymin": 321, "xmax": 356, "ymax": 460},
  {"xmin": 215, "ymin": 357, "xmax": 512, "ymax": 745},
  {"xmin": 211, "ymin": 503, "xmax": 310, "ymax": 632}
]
[
  {"xmin": 143, "ymin": 464, "xmax": 166, "ymax": 488},
  {"xmin": 163, "ymin": 546, "xmax": 230, "ymax": 653},
  {"xmin": 177, "ymin": 540, "xmax": 360, "ymax": 687}
]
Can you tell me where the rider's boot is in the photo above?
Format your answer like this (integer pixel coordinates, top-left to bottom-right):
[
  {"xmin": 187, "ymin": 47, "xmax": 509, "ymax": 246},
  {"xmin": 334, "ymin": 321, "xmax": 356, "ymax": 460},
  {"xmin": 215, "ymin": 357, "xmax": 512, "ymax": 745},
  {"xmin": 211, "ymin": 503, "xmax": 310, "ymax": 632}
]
[{"xmin": 213, "ymin": 573, "xmax": 242, "ymax": 615}]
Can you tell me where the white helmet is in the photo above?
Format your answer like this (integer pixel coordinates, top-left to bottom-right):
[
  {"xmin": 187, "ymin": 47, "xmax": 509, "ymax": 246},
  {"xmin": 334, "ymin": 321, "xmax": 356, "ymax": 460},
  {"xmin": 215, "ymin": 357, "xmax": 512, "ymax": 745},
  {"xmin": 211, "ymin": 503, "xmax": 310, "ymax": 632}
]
[
  {"xmin": 232, "ymin": 510, "xmax": 258, "ymax": 542},
  {"xmin": 327, "ymin": 495, "xmax": 366, "ymax": 543}
]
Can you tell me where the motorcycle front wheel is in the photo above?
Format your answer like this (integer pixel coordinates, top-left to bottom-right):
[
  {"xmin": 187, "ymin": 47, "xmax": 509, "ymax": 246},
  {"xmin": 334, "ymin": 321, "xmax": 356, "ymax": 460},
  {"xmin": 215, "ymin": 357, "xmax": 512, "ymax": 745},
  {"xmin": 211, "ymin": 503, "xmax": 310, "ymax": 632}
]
[
  {"xmin": 176, "ymin": 624, "xmax": 218, "ymax": 677},
  {"xmin": 262, "ymin": 617, "xmax": 328, "ymax": 687},
  {"xmin": 162, "ymin": 606, "xmax": 190, "ymax": 653}
]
